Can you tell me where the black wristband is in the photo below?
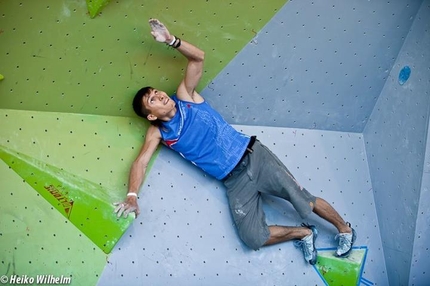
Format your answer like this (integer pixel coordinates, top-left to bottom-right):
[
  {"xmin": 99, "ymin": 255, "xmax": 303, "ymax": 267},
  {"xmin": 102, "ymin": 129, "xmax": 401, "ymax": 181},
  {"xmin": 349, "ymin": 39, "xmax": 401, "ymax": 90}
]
[{"xmin": 173, "ymin": 37, "xmax": 181, "ymax": 48}]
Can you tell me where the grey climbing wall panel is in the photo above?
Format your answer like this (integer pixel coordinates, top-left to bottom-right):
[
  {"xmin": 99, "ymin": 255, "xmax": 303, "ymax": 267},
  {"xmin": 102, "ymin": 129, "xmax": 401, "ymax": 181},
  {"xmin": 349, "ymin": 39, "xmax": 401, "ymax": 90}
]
[
  {"xmin": 98, "ymin": 125, "xmax": 388, "ymax": 285},
  {"xmin": 364, "ymin": 1, "xmax": 430, "ymax": 285},
  {"xmin": 203, "ymin": 0, "xmax": 423, "ymax": 133}
]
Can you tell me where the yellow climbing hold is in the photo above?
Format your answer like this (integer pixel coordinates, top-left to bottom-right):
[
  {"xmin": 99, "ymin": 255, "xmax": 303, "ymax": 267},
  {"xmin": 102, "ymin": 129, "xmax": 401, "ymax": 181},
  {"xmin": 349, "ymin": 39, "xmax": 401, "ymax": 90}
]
[{"xmin": 0, "ymin": 74, "xmax": 4, "ymax": 81}]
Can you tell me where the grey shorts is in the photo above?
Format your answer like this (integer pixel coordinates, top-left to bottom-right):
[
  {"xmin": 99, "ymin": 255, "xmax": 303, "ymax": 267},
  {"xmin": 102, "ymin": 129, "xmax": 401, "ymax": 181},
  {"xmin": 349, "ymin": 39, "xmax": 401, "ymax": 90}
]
[{"xmin": 223, "ymin": 139, "xmax": 316, "ymax": 250}]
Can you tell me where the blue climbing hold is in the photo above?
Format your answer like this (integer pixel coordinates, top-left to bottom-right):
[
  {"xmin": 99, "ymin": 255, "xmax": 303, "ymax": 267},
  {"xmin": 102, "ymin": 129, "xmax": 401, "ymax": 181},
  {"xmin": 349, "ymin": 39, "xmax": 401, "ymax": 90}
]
[{"xmin": 398, "ymin": 66, "xmax": 411, "ymax": 85}]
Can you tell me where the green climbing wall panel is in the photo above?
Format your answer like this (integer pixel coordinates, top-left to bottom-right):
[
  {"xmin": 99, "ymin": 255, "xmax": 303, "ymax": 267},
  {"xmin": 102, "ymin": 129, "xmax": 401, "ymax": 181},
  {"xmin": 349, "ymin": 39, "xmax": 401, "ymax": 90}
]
[
  {"xmin": 0, "ymin": 108, "xmax": 159, "ymax": 281},
  {"xmin": 0, "ymin": 145, "xmax": 133, "ymax": 254},
  {"xmin": 0, "ymin": 160, "xmax": 107, "ymax": 286},
  {"xmin": 0, "ymin": 108, "xmax": 159, "ymax": 250},
  {"xmin": 0, "ymin": 0, "xmax": 287, "ymax": 117},
  {"xmin": 0, "ymin": 109, "xmax": 156, "ymax": 195}
]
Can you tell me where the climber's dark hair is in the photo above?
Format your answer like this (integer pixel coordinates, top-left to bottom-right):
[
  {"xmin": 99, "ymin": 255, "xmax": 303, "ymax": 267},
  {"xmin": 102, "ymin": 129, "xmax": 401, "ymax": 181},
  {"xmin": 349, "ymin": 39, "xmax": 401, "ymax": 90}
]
[
  {"xmin": 133, "ymin": 86, "xmax": 163, "ymax": 126},
  {"xmin": 133, "ymin": 86, "xmax": 153, "ymax": 118}
]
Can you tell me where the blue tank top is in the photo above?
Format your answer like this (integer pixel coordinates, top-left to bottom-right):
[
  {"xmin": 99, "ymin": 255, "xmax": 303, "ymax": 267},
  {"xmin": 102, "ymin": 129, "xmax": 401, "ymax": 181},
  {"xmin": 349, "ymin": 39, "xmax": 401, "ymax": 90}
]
[{"xmin": 159, "ymin": 96, "xmax": 250, "ymax": 180}]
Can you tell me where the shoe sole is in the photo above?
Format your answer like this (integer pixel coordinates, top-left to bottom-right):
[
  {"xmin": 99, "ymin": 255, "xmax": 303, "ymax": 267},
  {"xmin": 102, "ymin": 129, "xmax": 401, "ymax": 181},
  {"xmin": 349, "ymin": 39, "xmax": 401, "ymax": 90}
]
[{"xmin": 309, "ymin": 226, "xmax": 318, "ymax": 265}]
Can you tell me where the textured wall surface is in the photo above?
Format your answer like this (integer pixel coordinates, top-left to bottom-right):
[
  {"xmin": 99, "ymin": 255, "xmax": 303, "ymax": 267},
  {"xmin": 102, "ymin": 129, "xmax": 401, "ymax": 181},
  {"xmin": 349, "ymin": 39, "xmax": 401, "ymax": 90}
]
[
  {"xmin": 204, "ymin": 0, "xmax": 423, "ymax": 133},
  {"xmin": 363, "ymin": 1, "xmax": 430, "ymax": 285},
  {"xmin": 98, "ymin": 125, "xmax": 388, "ymax": 285},
  {"xmin": 1, "ymin": 0, "xmax": 430, "ymax": 285},
  {"xmin": 412, "ymin": 121, "xmax": 430, "ymax": 286},
  {"xmin": 0, "ymin": 159, "xmax": 106, "ymax": 286},
  {"xmin": 0, "ymin": 0, "xmax": 286, "ymax": 284},
  {"xmin": 0, "ymin": 0, "xmax": 285, "ymax": 116}
]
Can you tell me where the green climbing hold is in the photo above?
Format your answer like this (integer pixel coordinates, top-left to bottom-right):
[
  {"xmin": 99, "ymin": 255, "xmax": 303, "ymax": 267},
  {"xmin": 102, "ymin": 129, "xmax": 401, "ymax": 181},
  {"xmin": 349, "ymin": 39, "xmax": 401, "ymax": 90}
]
[
  {"xmin": 0, "ymin": 74, "xmax": 4, "ymax": 81},
  {"xmin": 86, "ymin": 0, "xmax": 111, "ymax": 18},
  {"xmin": 314, "ymin": 247, "xmax": 368, "ymax": 286}
]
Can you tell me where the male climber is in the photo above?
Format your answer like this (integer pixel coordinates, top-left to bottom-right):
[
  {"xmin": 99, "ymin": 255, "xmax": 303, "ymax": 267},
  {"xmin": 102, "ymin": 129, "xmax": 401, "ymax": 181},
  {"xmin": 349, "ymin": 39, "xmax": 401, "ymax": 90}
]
[{"xmin": 114, "ymin": 19, "xmax": 357, "ymax": 265}]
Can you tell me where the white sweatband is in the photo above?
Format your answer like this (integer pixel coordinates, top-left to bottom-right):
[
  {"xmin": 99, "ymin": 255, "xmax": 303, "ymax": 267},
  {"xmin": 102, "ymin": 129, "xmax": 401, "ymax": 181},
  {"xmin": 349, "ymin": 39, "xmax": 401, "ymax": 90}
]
[
  {"xmin": 127, "ymin": 192, "xmax": 137, "ymax": 197},
  {"xmin": 168, "ymin": 36, "xmax": 176, "ymax": 46}
]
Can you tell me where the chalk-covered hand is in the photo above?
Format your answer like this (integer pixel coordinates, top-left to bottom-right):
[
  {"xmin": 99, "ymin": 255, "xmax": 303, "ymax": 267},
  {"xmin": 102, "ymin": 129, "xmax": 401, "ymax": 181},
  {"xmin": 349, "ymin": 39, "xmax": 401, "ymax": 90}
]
[
  {"xmin": 114, "ymin": 196, "xmax": 140, "ymax": 218},
  {"xmin": 149, "ymin": 18, "xmax": 173, "ymax": 44}
]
